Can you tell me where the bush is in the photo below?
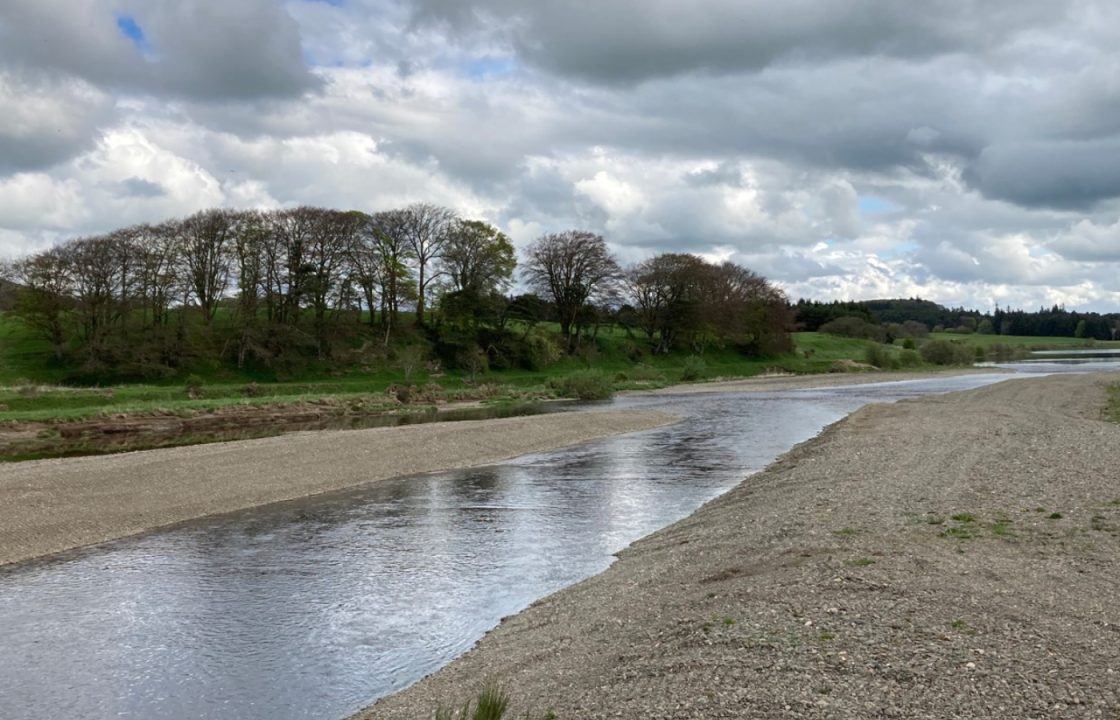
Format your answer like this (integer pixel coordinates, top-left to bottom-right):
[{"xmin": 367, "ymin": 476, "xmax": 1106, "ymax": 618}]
[
  {"xmin": 902, "ymin": 337, "xmax": 916, "ymax": 350},
  {"xmin": 897, "ymin": 349, "xmax": 922, "ymax": 367},
  {"xmin": 184, "ymin": 374, "xmax": 205, "ymax": 399},
  {"xmin": 819, "ymin": 316, "xmax": 886, "ymax": 342},
  {"xmin": 919, "ymin": 339, "xmax": 974, "ymax": 366},
  {"xmin": 679, "ymin": 355, "xmax": 708, "ymax": 381},
  {"xmin": 549, "ymin": 370, "xmax": 615, "ymax": 400},
  {"xmin": 863, "ymin": 343, "xmax": 898, "ymax": 370}
]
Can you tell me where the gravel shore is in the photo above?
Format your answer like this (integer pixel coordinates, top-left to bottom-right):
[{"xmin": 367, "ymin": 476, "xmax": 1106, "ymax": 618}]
[
  {"xmin": 0, "ymin": 408, "xmax": 676, "ymax": 567},
  {"xmin": 360, "ymin": 372, "xmax": 1120, "ymax": 719},
  {"xmin": 643, "ymin": 367, "xmax": 999, "ymax": 395}
]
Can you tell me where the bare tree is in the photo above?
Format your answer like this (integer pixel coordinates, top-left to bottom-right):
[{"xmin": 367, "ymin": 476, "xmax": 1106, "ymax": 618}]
[
  {"xmin": 5, "ymin": 247, "xmax": 73, "ymax": 360},
  {"xmin": 175, "ymin": 209, "xmax": 236, "ymax": 325},
  {"xmin": 367, "ymin": 209, "xmax": 413, "ymax": 335},
  {"xmin": 401, "ymin": 203, "xmax": 455, "ymax": 326},
  {"xmin": 522, "ymin": 231, "xmax": 620, "ymax": 352}
]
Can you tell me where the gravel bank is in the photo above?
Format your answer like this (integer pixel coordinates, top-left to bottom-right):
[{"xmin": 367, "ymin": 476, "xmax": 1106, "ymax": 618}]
[
  {"xmin": 0, "ymin": 409, "xmax": 676, "ymax": 567},
  {"xmin": 361, "ymin": 372, "xmax": 1120, "ymax": 719},
  {"xmin": 644, "ymin": 367, "xmax": 999, "ymax": 395}
]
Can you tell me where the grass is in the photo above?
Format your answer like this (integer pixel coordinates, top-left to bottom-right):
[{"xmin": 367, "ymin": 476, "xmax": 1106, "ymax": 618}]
[
  {"xmin": 0, "ymin": 309, "xmax": 953, "ymax": 425},
  {"xmin": 12, "ymin": 308, "xmax": 1083, "ymax": 430},
  {"xmin": 1108, "ymin": 384, "xmax": 1120, "ymax": 423},
  {"xmin": 925, "ymin": 332, "xmax": 1120, "ymax": 350}
]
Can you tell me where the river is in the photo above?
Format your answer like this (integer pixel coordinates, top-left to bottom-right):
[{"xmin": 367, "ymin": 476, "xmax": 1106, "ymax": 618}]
[{"xmin": 0, "ymin": 361, "xmax": 1115, "ymax": 719}]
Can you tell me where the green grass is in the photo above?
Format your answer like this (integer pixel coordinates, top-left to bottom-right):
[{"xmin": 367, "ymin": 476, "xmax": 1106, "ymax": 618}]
[
  {"xmin": 0, "ymin": 309, "xmax": 966, "ymax": 425},
  {"xmin": 925, "ymin": 332, "xmax": 1120, "ymax": 350}
]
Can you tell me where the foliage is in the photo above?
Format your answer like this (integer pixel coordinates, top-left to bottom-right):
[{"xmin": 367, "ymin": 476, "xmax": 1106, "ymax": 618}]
[
  {"xmin": 819, "ymin": 316, "xmax": 886, "ymax": 342},
  {"xmin": 679, "ymin": 355, "xmax": 708, "ymax": 381},
  {"xmin": 919, "ymin": 339, "xmax": 975, "ymax": 366},
  {"xmin": 863, "ymin": 343, "xmax": 898, "ymax": 369},
  {"xmin": 548, "ymin": 369, "xmax": 615, "ymax": 400}
]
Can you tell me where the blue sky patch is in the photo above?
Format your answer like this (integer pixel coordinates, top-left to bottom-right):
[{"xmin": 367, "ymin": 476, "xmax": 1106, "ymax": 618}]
[
  {"xmin": 858, "ymin": 195, "xmax": 901, "ymax": 215},
  {"xmin": 116, "ymin": 14, "xmax": 150, "ymax": 54},
  {"xmin": 465, "ymin": 56, "xmax": 518, "ymax": 80}
]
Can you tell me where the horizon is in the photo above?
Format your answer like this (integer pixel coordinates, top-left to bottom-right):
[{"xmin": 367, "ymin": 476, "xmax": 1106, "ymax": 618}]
[{"xmin": 2, "ymin": 1, "xmax": 1119, "ymax": 311}]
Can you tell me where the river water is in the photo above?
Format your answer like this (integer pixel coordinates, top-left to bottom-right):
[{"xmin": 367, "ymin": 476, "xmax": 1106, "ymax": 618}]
[{"xmin": 1, "ymin": 362, "xmax": 1116, "ymax": 719}]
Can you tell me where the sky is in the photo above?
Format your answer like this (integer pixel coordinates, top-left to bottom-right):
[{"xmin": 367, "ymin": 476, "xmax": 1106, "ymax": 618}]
[{"xmin": 1, "ymin": 0, "xmax": 1119, "ymax": 311}]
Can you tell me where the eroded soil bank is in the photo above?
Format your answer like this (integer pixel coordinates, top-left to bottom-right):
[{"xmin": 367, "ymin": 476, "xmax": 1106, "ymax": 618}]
[
  {"xmin": 0, "ymin": 409, "xmax": 676, "ymax": 567},
  {"xmin": 361, "ymin": 372, "xmax": 1120, "ymax": 719}
]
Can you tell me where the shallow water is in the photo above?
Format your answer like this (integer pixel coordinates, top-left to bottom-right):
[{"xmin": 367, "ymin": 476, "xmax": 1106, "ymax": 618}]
[{"xmin": 0, "ymin": 363, "xmax": 1115, "ymax": 719}]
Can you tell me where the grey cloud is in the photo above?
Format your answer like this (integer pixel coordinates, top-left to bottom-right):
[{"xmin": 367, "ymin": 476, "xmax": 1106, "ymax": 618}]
[
  {"xmin": 0, "ymin": 0, "xmax": 317, "ymax": 100},
  {"xmin": 408, "ymin": 0, "xmax": 1066, "ymax": 83},
  {"xmin": 968, "ymin": 139, "xmax": 1120, "ymax": 210}
]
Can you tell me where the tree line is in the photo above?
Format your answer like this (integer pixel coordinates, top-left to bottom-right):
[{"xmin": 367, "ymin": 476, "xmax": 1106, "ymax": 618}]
[
  {"xmin": 2, "ymin": 206, "xmax": 793, "ymax": 380},
  {"xmin": 796, "ymin": 298, "xmax": 1119, "ymax": 340}
]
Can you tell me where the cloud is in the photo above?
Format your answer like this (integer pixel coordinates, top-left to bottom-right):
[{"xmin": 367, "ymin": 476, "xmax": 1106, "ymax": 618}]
[
  {"xmin": 407, "ymin": 0, "xmax": 1066, "ymax": 83},
  {"xmin": 1, "ymin": 0, "xmax": 1120, "ymax": 311},
  {"xmin": 0, "ymin": 0, "xmax": 317, "ymax": 100}
]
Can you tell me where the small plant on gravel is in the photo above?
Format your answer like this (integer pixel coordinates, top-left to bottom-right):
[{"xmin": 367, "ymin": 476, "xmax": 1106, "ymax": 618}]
[
  {"xmin": 950, "ymin": 513, "xmax": 975, "ymax": 523},
  {"xmin": 434, "ymin": 684, "xmax": 511, "ymax": 720},
  {"xmin": 941, "ymin": 526, "xmax": 977, "ymax": 540},
  {"xmin": 817, "ymin": 631, "xmax": 835, "ymax": 642},
  {"xmin": 926, "ymin": 515, "xmax": 945, "ymax": 525},
  {"xmin": 1048, "ymin": 512, "xmax": 1063, "ymax": 520},
  {"xmin": 990, "ymin": 520, "xmax": 1015, "ymax": 537},
  {"xmin": 723, "ymin": 617, "xmax": 736, "ymax": 626},
  {"xmin": 834, "ymin": 527, "xmax": 859, "ymax": 537},
  {"xmin": 950, "ymin": 619, "xmax": 976, "ymax": 635},
  {"xmin": 845, "ymin": 557, "xmax": 875, "ymax": 567}
]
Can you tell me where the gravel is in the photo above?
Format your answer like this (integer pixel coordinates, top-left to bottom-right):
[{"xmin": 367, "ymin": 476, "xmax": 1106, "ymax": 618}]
[
  {"xmin": 0, "ymin": 408, "xmax": 677, "ymax": 567},
  {"xmin": 359, "ymin": 372, "xmax": 1120, "ymax": 719}
]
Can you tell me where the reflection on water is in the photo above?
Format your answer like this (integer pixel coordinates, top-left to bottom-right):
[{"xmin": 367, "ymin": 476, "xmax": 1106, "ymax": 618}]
[{"xmin": 0, "ymin": 362, "xmax": 1114, "ymax": 719}]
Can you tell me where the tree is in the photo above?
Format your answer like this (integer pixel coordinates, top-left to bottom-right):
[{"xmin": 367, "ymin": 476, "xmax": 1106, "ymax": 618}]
[
  {"xmin": 5, "ymin": 248, "xmax": 73, "ymax": 361},
  {"xmin": 624, "ymin": 253, "xmax": 707, "ymax": 353},
  {"xmin": 175, "ymin": 209, "xmax": 236, "ymax": 325},
  {"xmin": 522, "ymin": 231, "xmax": 621, "ymax": 352},
  {"xmin": 401, "ymin": 203, "xmax": 455, "ymax": 326},
  {"xmin": 367, "ymin": 209, "xmax": 414, "ymax": 333},
  {"xmin": 441, "ymin": 219, "xmax": 516, "ymax": 295}
]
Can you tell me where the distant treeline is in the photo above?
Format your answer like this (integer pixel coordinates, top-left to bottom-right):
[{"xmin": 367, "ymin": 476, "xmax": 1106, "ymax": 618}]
[
  {"xmin": 795, "ymin": 298, "xmax": 1119, "ymax": 340},
  {"xmin": 1, "ymin": 205, "xmax": 793, "ymax": 380}
]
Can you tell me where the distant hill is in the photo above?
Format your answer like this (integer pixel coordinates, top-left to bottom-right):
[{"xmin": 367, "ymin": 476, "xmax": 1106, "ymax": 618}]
[{"xmin": 795, "ymin": 297, "xmax": 1119, "ymax": 339}]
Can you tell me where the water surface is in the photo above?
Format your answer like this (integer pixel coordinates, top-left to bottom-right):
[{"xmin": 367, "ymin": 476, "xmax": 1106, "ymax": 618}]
[{"xmin": 0, "ymin": 363, "xmax": 1113, "ymax": 719}]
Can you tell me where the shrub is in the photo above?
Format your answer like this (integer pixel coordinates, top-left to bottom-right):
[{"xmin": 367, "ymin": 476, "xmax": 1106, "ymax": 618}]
[
  {"xmin": 897, "ymin": 349, "xmax": 922, "ymax": 367},
  {"xmin": 549, "ymin": 370, "xmax": 614, "ymax": 400},
  {"xmin": 184, "ymin": 374, "xmax": 205, "ymax": 399},
  {"xmin": 863, "ymin": 344, "xmax": 898, "ymax": 370},
  {"xmin": 902, "ymin": 337, "xmax": 916, "ymax": 350},
  {"xmin": 919, "ymin": 340, "xmax": 974, "ymax": 366},
  {"xmin": 242, "ymin": 382, "xmax": 262, "ymax": 397},
  {"xmin": 819, "ymin": 316, "xmax": 887, "ymax": 342},
  {"xmin": 679, "ymin": 355, "xmax": 708, "ymax": 381}
]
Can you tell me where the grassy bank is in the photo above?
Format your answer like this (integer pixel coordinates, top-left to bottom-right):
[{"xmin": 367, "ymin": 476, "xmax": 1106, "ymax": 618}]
[{"xmin": 3, "ymin": 309, "xmax": 1107, "ymax": 429}]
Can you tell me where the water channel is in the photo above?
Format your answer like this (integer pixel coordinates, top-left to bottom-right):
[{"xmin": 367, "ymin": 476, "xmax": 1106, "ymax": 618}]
[{"xmin": 1, "ymin": 360, "xmax": 1116, "ymax": 719}]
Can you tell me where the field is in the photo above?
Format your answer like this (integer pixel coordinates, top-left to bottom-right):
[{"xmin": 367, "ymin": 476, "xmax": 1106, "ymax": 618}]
[{"xmin": 925, "ymin": 331, "xmax": 1120, "ymax": 349}]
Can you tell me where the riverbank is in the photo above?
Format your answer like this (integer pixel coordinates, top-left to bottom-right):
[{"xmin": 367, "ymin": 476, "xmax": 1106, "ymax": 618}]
[
  {"xmin": 0, "ymin": 408, "xmax": 676, "ymax": 567},
  {"xmin": 643, "ymin": 366, "xmax": 999, "ymax": 395},
  {"xmin": 361, "ymin": 371, "xmax": 1120, "ymax": 719}
]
